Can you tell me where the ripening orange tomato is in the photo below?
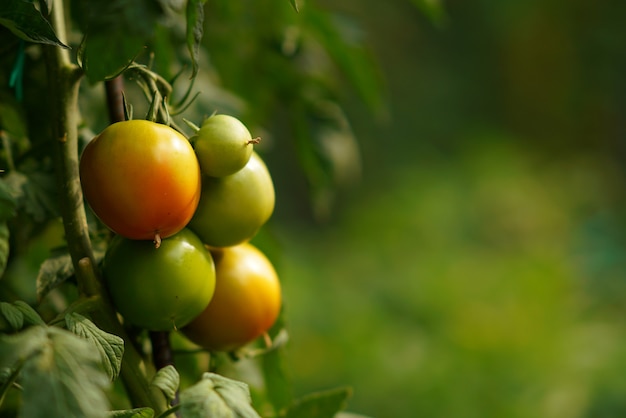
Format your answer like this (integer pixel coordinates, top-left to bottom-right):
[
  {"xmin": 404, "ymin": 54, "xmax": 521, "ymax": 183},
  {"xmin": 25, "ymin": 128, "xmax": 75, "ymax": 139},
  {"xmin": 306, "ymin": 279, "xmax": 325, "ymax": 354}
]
[
  {"xmin": 80, "ymin": 120, "xmax": 201, "ymax": 243},
  {"xmin": 182, "ymin": 243, "xmax": 281, "ymax": 352}
]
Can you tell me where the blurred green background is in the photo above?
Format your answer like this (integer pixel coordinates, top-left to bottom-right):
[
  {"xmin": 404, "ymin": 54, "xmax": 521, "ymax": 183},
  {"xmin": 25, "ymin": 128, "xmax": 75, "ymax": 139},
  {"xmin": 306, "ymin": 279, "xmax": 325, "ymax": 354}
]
[{"xmin": 266, "ymin": 0, "xmax": 626, "ymax": 417}]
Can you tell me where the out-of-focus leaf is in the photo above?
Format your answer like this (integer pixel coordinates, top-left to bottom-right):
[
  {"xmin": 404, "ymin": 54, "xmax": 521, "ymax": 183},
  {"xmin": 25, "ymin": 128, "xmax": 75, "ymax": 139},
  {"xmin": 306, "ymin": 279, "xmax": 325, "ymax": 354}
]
[
  {"xmin": 107, "ymin": 409, "xmax": 154, "ymax": 418},
  {"xmin": 65, "ymin": 312, "xmax": 124, "ymax": 381},
  {"xmin": 282, "ymin": 387, "xmax": 352, "ymax": 418},
  {"xmin": 186, "ymin": 0, "xmax": 207, "ymax": 78},
  {"xmin": 106, "ymin": 408, "xmax": 154, "ymax": 418},
  {"xmin": 0, "ymin": 325, "xmax": 111, "ymax": 418},
  {"xmin": 409, "ymin": 0, "xmax": 448, "ymax": 27},
  {"xmin": 151, "ymin": 364, "xmax": 180, "ymax": 403},
  {"xmin": 305, "ymin": 11, "xmax": 385, "ymax": 114},
  {"xmin": 75, "ymin": 0, "xmax": 164, "ymax": 82},
  {"xmin": 289, "ymin": 0, "xmax": 299, "ymax": 13},
  {"xmin": 3, "ymin": 169, "xmax": 58, "ymax": 222},
  {"xmin": 179, "ymin": 372, "xmax": 261, "ymax": 418},
  {"xmin": 262, "ymin": 334, "xmax": 293, "ymax": 414},
  {"xmin": 0, "ymin": 179, "xmax": 18, "ymax": 221},
  {"xmin": 0, "ymin": 0, "xmax": 68, "ymax": 48},
  {"xmin": 36, "ymin": 253, "xmax": 74, "ymax": 301}
]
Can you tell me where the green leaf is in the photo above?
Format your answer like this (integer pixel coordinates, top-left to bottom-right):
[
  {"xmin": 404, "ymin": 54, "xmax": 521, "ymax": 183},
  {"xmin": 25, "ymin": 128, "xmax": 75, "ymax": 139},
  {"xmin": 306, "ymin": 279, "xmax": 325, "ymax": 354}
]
[
  {"xmin": 409, "ymin": 0, "xmax": 447, "ymax": 27},
  {"xmin": 186, "ymin": 0, "xmax": 208, "ymax": 78},
  {"xmin": 283, "ymin": 387, "xmax": 352, "ymax": 418},
  {"xmin": 76, "ymin": 0, "xmax": 164, "ymax": 82},
  {"xmin": 3, "ymin": 169, "xmax": 58, "ymax": 222},
  {"xmin": 36, "ymin": 253, "xmax": 74, "ymax": 301},
  {"xmin": 0, "ymin": 326, "xmax": 111, "ymax": 418},
  {"xmin": 0, "ymin": 302, "xmax": 23, "ymax": 330},
  {"xmin": 65, "ymin": 312, "xmax": 124, "ymax": 381},
  {"xmin": 0, "ymin": 0, "xmax": 69, "ymax": 48},
  {"xmin": 14, "ymin": 300, "xmax": 45, "ymax": 326},
  {"xmin": 179, "ymin": 372, "xmax": 261, "ymax": 418},
  {"xmin": 106, "ymin": 408, "xmax": 155, "ymax": 418},
  {"xmin": 289, "ymin": 0, "xmax": 300, "ymax": 13},
  {"xmin": 151, "ymin": 364, "xmax": 180, "ymax": 403}
]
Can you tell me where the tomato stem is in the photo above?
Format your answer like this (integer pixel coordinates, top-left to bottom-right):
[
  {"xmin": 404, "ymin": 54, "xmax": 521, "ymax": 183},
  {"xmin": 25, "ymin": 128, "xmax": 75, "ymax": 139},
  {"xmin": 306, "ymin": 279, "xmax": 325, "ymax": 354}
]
[{"xmin": 247, "ymin": 137, "xmax": 262, "ymax": 145}]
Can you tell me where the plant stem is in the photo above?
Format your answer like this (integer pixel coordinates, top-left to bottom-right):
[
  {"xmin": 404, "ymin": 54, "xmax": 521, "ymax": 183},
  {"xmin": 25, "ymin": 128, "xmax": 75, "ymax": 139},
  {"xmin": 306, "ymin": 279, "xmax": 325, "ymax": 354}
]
[{"xmin": 43, "ymin": 0, "xmax": 166, "ymax": 413}]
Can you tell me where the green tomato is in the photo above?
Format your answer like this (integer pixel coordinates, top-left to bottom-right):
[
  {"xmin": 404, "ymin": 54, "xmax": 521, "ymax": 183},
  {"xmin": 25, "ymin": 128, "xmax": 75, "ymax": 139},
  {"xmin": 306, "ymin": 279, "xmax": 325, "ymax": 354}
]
[
  {"xmin": 188, "ymin": 152, "xmax": 275, "ymax": 248},
  {"xmin": 193, "ymin": 114, "xmax": 257, "ymax": 177},
  {"xmin": 103, "ymin": 228, "xmax": 216, "ymax": 331}
]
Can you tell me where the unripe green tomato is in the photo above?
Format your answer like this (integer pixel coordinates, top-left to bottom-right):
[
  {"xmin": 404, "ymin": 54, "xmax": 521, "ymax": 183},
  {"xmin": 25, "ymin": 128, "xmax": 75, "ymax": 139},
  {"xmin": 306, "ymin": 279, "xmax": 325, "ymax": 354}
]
[
  {"xmin": 188, "ymin": 152, "xmax": 275, "ymax": 248},
  {"xmin": 182, "ymin": 243, "xmax": 281, "ymax": 352},
  {"xmin": 193, "ymin": 114, "xmax": 255, "ymax": 177},
  {"xmin": 103, "ymin": 229, "xmax": 216, "ymax": 331}
]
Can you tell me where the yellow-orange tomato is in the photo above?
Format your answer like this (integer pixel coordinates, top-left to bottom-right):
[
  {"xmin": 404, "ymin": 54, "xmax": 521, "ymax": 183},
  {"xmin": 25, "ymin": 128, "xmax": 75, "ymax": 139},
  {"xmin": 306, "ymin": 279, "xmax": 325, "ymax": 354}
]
[
  {"xmin": 79, "ymin": 120, "xmax": 201, "ymax": 242},
  {"xmin": 182, "ymin": 243, "xmax": 281, "ymax": 352}
]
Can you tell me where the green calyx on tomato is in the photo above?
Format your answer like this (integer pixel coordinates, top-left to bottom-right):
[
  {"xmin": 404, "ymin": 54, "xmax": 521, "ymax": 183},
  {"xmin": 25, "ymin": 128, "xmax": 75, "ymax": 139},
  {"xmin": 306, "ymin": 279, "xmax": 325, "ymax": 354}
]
[
  {"xmin": 182, "ymin": 242, "xmax": 281, "ymax": 352},
  {"xmin": 79, "ymin": 120, "xmax": 201, "ymax": 246},
  {"xmin": 103, "ymin": 228, "xmax": 216, "ymax": 331},
  {"xmin": 188, "ymin": 152, "xmax": 275, "ymax": 248},
  {"xmin": 192, "ymin": 114, "xmax": 260, "ymax": 178}
]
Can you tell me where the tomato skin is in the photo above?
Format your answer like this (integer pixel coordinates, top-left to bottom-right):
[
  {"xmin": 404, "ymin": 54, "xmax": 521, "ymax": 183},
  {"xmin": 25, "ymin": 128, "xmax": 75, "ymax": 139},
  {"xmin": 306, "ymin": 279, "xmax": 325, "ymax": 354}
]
[
  {"xmin": 182, "ymin": 243, "xmax": 281, "ymax": 352},
  {"xmin": 103, "ymin": 228, "xmax": 216, "ymax": 331},
  {"xmin": 79, "ymin": 120, "xmax": 201, "ymax": 241},
  {"xmin": 188, "ymin": 152, "xmax": 275, "ymax": 247},
  {"xmin": 193, "ymin": 114, "xmax": 254, "ymax": 177}
]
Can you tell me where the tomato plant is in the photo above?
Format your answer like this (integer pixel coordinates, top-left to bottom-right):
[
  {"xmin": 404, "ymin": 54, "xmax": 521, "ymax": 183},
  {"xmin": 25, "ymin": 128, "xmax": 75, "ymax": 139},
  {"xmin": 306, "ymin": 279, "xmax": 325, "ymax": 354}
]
[
  {"xmin": 192, "ymin": 114, "xmax": 257, "ymax": 178},
  {"xmin": 0, "ymin": 0, "xmax": 389, "ymax": 415},
  {"xmin": 103, "ymin": 228, "xmax": 216, "ymax": 331},
  {"xmin": 188, "ymin": 152, "xmax": 275, "ymax": 247},
  {"xmin": 182, "ymin": 243, "xmax": 281, "ymax": 352},
  {"xmin": 80, "ymin": 120, "xmax": 201, "ymax": 245}
]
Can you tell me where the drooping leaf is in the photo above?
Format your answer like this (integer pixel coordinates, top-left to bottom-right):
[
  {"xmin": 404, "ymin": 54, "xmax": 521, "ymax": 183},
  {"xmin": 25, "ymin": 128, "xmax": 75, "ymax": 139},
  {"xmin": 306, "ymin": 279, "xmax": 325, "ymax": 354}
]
[
  {"xmin": 179, "ymin": 372, "xmax": 261, "ymax": 418},
  {"xmin": 0, "ymin": 325, "xmax": 111, "ymax": 418},
  {"xmin": 186, "ymin": 0, "xmax": 208, "ymax": 78},
  {"xmin": 36, "ymin": 253, "xmax": 74, "ymax": 300},
  {"xmin": 0, "ymin": 0, "xmax": 69, "ymax": 48},
  {"xmin": 305, "ymin": 11, "xmax": 385, "ymax": 114},
  {"xmin": 65, "ymin": 312, "xmax": 124, "ymax": 381},
  {"xmin": 75, "ymin": 0, "xmax": 164, "ymax": 82},
  {"xmin": 283, "ymin": 387, "xmax": 352, "ymax": 418},
  {"xmin": 106, "ymin": 408, "xmax": 155, "ymax": 418},
  {"xmin": 151, "ymin": 364, "xmax": 180, "ymax": 403}
]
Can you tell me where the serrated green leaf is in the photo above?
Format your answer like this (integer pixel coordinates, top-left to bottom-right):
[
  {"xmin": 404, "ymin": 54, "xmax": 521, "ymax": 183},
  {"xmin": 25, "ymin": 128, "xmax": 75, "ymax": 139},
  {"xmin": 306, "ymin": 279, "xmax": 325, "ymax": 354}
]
[
  {"xmin": 179, "ymin": 372, "xmax": 261, "ymax": 418},
  {"xmin": 0, "ymin": 0, "xmax": 69, "ymax": 48},
  {"xmin": 65, "ymin": 312, "xmax": 124, "ymax": 380},
  {"xmin": 186, "ymin": 0, "xmax": 207, "ymax": 78},
  {"xmin": 283, "ymin": 387, "xmax": 352, "ymax": 418},
  {"xmin": 14, "ymin": 300, "xmax": 45, "ymax": 326},
  {"xmin": 0, "ymin": 302, "xmax": 23, "ymax": 330},
  {"xmin": 106, "ymin": 407, "xmax": 155, "ymax": 418},
  {"xmin": 36, "ymin": 253, "xmax": 74, "ymax": 300},
  {"xmin": 151, "ymin": 364, "xmax": 180, "ymax": 402},
  {"xmin": 18, "ymin": 326, "xmax": 111, "ymax": 418},
  {"xmin": 78, "ymin": 0, "xmax": 163, "ymax": 82}
]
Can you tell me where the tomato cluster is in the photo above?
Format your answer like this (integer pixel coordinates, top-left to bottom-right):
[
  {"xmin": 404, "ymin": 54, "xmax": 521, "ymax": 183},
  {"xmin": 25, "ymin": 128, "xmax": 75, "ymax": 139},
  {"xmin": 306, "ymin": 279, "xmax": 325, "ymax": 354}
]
[{"xmin": 79, "ymin": 116, "xmax": 281, "ymax": 350}]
